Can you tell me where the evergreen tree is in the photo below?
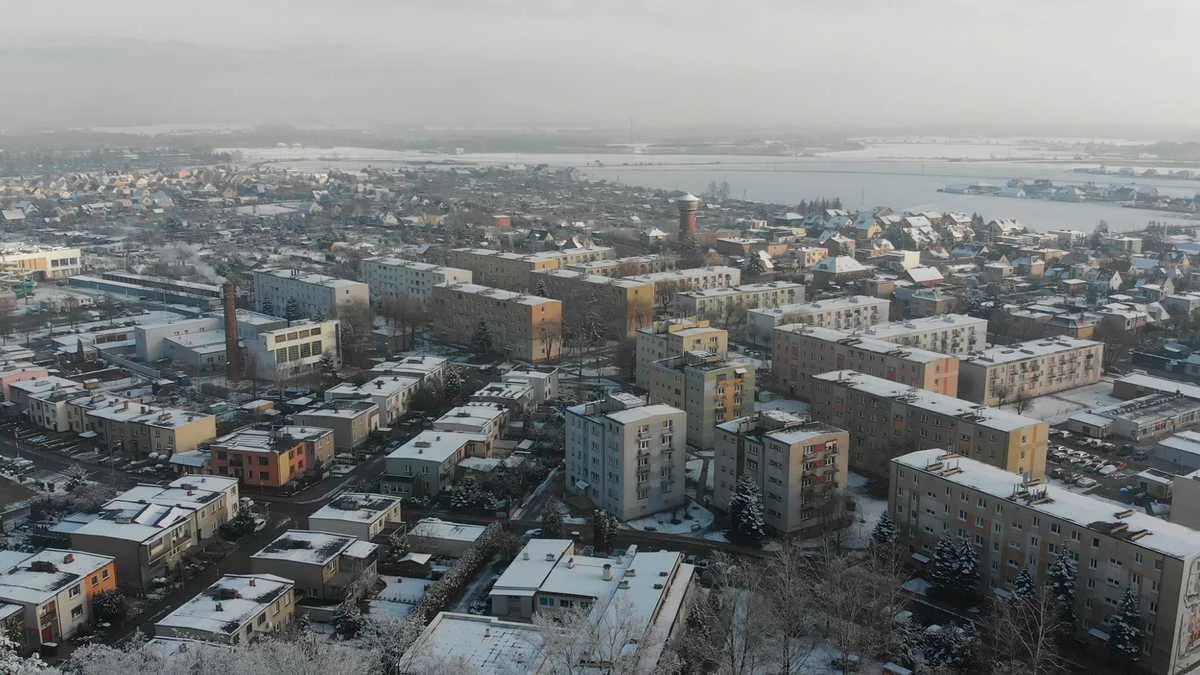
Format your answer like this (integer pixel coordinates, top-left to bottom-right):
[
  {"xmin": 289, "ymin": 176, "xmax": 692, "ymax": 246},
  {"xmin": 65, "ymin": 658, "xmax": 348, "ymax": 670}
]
[
  {"xmin": 1012, "ymin": 568, "xmax": 1036, "ymax": 602},
  {"xmin": 955, "ymin": 542, "xmax": 981, "ymax": 597},
  {"xmin": 470, "ymin": 321, "xmax": 494, "ymax": 358},
  {"xmin": 540, "ymin": 504, "xmax": 565, "ymax": 538},
  {"xmin": 534, "ymin": 278, "xmax": 547, "ymax": 298},
  {"xmin": 928, "ymin": 537, "xmax": 960, "ymax": 594},
  {"xmin": 922, "ymin": 622, "xmax": 978, "ymax": 672},
  {"xmin": 592, "ymin": 509, "xmax": 619, "ymax": 553},
  {"xmin": 284, "ymin": 297, "xmax": 302, "ymax": 321},
  {"xmin": 872, "ymin": 513, "xmax": 897, "ymax": 548},
  {"xmin": 449, "ymin": 476, "xmax": 483, "ymax": 511},
  {"xmin": 443, "ymin": 368, "xmax": 462, "ymax": 399},
  {"xmin": 261, "ymin": 298, "xmax": 274, "ymax": 316},
  {"xmin": 743, "ymin": 253, "xmax": 767, "ymax": 276},
  {"xmin": 727, "ymin": 476, "xmax": 767, "ymax": 542},
  {"xmin": 1047, "ymin": 553, "xmax": 1078, "ymax": 627},
  {"xmin": 1108, "ymin": 586, "xmax": 1143, "ymax": 661}
]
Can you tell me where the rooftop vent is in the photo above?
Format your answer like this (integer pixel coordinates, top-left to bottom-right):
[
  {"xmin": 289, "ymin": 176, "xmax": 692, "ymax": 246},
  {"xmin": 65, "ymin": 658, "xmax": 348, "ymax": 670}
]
[{"xmin": 544, "ymin": 553, "xmax": 556, "ymax": 562}]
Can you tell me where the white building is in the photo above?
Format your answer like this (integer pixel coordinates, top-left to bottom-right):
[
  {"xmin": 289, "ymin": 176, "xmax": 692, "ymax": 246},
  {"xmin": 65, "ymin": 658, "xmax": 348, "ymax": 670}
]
[
  {"xmin": 307, "ymin": 492, "xmax": 404, "ymax": 541},
  {"xmin": 746, "ymin": 295, "xmax": 891, "ymax": 347},
  {"xmin": 0, "ymin": 549, "xmax": 116, "ymax": 647},
  {"xmin": 565, "ymin": 394, "xmax": 687, "ymax": 520},
  {"xmin": 360, "ymin": 257, "xmax": 472, "ymax": 303},
  {"xmin": 154, "ymin": 574, "xmax": 295, "ymax": 644},
  {"xmin": 325, "ymin": 375, "xmax": 420, "ymax": 427}
]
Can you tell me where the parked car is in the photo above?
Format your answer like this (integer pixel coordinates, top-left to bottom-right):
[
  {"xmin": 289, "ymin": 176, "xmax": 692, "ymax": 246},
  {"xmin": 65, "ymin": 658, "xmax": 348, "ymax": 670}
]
[
  {"xmin": 329, "ymin": 464, "xmax": 355, "ymax": 477},
  {"xmin": 1075, "ymin": 477, "xmax": 1098, "ymax": 488}
]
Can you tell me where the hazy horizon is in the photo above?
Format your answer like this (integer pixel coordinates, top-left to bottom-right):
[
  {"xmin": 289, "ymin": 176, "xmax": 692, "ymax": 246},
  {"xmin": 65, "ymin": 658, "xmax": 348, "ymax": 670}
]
[{"xmin": 3, "ymin": 1, "xmax": 1199, "ymax": 137}]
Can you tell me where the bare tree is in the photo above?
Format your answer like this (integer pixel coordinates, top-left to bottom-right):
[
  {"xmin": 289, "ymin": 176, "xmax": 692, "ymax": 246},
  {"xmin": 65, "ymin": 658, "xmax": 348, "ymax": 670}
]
[
  {"xmin": 673, "ymin": 553, "xmax": 775, "ymax": 674},
  {"xmin": 984, "ymin": 585, "xmax": 1068, "ymax": 675},
  {"xmin": 533, "ymin": 598, "xmax": 677, "ymax": 675}
]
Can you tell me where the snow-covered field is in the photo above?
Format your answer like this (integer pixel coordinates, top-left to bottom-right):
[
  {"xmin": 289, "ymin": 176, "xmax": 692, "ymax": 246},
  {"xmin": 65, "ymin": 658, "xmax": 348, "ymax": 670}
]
[
  {"xmin": 367, "ymin": 576, "xmax": 435, "ymax": 620},
  {"xmin": 621, "ymin": 501, "xmax": 714, "ymax": 535}
]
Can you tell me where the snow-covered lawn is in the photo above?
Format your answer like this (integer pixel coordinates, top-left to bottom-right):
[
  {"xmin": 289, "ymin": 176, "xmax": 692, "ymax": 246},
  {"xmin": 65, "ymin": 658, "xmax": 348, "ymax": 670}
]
[
  {"xmin": 375, "ymin": 576, "xmax": 434, "ymax": 604},
  {"xmin": 620, "ymin": 501, "xmax": 714, "ymax": 534},
  {"xmin": 843, "ymin": 472, "xmax": 888, "ymax": 550}
]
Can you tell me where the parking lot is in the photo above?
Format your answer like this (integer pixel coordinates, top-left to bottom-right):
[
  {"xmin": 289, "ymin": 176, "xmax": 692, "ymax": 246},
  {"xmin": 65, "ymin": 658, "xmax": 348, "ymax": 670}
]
[{"xmin": 1044, "ymin": 428, "xmax": 1158, "ymax": 504}]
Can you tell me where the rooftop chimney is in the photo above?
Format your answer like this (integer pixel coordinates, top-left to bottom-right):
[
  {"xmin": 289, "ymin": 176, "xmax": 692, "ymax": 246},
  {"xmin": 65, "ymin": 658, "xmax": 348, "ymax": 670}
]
[
  {"xmin": 223, "ymin": 281, "xmax": 242, "ymax": 384},
  {"xmin": 602, "ymin": 563, "xmax": 613, "ymax": 581}
]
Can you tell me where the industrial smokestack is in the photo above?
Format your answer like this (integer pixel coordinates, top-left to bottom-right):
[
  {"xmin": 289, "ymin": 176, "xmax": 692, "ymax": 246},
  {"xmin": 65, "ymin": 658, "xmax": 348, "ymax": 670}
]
[{"xmin": 223, "ymin": 281, "xmax": 241, "ymax": 384}]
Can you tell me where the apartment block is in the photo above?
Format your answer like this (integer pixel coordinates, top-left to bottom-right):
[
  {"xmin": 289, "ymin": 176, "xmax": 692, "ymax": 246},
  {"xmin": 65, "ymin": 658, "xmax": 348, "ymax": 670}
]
[
  {"xmin": 360, "ymin": 257, "xmax": 472, "ymax": 303},
  {"xmin": 0, "ymin": 244, "xmax": 83, "ymax": 280},
  {"xmin": 648, "ymin": 351, "xmax": 754, "ymax": 451},
  {"xmin": 958, "ymin": 337, "xmax": 1104, "ymax": 405},
  {"xmin": 853, "ymin": 314, "xmax": 988, "ymax": 355},
  {"xmin": 292, "ymin": 401, "xmax": 379, "ymax": 452},
  {"xmin": 0, "ymin": 549, "xmax": 117, "ymax": 648},
  {"xmin": 382, "ymin": 430, "xmax": 488, "ymax": 497},
  {"xmin": 746, "ymin": 295, "xmax": 891, "ymax": 347},
  {"xmin": 307, "ymin": 492, "xmax": 403, "ymax": 541},
  {"xmin": 771, "ymin": 324, "xmax": 959, "ymax": 399},
  {"xmin": 57, "ymin": 497, "xmax": 199, "ymax": 590},
  {"xmin": 673, "ymin": 281, "xmax": 805, "ymax": 322},
  {"xmin": 430, "ymin": 283, "xmax": 563, "ymax": 362},
  {"xmin": 250, "ymin": 530, "xmax": 378, "ymax": 602},
  {"xmin": 325, "ymin": 374, "xmax": 420, "ymax": 427},
  {"xmin": 891, "ymin": 449, "xmax": 1200, "ymax": 675},
  {"xmin": 85, "ymin": 400, "xmax": 217, "ymax": 458},
  {"xmin": 565, "ymin": 394, "xmax": 687, "ymax": 520},
  {"xmin": 444, "ymin": 246, "xmax": 613, "ymax": 291},
  {"xmin": 713, "ymin": 412, "xmax": 848, "ymax": 534},
  {"xmin": 809, "ymin": 370, "xmax": 1047, "ymax": 480},
  {"xmin": 531, "ymin": 269, "xmax": 655, "ymax": 337},
  {"xmin": 634, "ymin": 318, "xmax": 728, "ymax": 390},
  {"xmin": 623, "ymin": 265, "xmax": 742, "ymax": 301},
  {"xmin": 154, "ymin": 574, "xmax": 295, "ymax": 645},
  {"xmin": 563, "ymin": 254, "xmax": 676, "ymax": 278},
  {"xmin": 370, "ymin": 354, "xmax": 451, "ymax": 384},
  {"xmin": 252, "ymin": 268, "xmax": 369, "ymax": 320}
]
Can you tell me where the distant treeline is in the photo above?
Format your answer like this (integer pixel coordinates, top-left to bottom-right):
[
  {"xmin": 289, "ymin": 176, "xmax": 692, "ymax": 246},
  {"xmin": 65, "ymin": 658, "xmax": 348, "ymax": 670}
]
[{"xmin": 0, "ymin": 144, "xmax": 233, "ymax": 175}]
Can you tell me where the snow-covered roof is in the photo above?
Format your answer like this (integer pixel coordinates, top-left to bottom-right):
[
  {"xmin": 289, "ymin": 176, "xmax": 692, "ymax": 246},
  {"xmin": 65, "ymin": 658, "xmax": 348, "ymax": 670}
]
[
  {"xmin": 0, "ymin": 549, "xmax": 114, "ymax": 605},
  {"xmin": 490, "ymin": 539, "xmax": 573, "ymax": 597},
  {"xmin": 388, "ymin": 430, "xmax": 487, "ymax": 463},
  {"xmin": 895, "ymin": 449, "xmax": 1200, "ymax": 559},
  {"xmin": 155, "ymin": 574, "xmax": 293, "ymax": 637},
  {"xmin": 406, "ymin": 517, "xmax": 488, "ymax": 544},
  {"xmin": 398, "ymin": 613, "xmax": 545, "ymax": 673},
  {"xmin": 251, "ymin": 530, "xmax": 371, "ymax": 566},
  {"xmin": 308, "ymin": 493, "xmax": 402, "ymax": 525}
]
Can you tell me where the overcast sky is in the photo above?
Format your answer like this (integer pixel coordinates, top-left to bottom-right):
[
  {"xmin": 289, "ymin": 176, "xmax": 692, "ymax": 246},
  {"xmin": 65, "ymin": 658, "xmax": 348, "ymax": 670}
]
[{"xmin": 2, "ymin": 0, "xmax": 1197, "ymax": 134}]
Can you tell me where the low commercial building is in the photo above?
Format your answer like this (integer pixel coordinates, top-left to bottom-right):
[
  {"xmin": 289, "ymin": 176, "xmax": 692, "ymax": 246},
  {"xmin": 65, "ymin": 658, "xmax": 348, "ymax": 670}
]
[
  {"xmin": 445, "ymin": 246, "xmax": 614, "ymax": 292},
  {"xmin": 154, "ymin": 574, "xmax": 295, "ymax": 645},
  {"xmin": 325, "ymin": 375, "xmax": 420, "ymax": 427},
  {"xmin": 0, "ymin": 362, "xmax": 49, "ymax": 402},
  {"xmin": 360, "ymin": 257, "xmax": 472, "ymax": 303},
  {"xmin": 1154, "ymin": 432, "xmax": 1200, "ymax": 473},
  {"xmin": 957, "ymin": 337, "xmax": 1104, "ymax": 405},
  {"xmin": 307, "ymin": 493, "xmax": 404, "ymax": 542},
  {"xmin": 249, "ymin": 530, "xmax": 378, "ymax": 602},
  {"xmin": 890, "ymin": 449, "xmax": 1200, "ymax": 675},
  {"xmin": 565, "ymin": 394, "xmax": 687, "ymax": 520},
  {"xmin": 0, "ymin": 245, "xmax": 83, "ymax": 280},
  {"xmin": 430, "ymin": 283, "xmax": 563, "ymax": 363},
  {"xmin": 252, "ymin": 269, "xmax": 369, "ymax": 321},
  {"xmin": 634, "ymin": 319, "xmax": 728, "ymax": 389},
  {"xmin": 809, "ymin": 370, "xmax": 1047, "ymax": 480},
  {"xmin": 746, "ymin": 295, "xmax": 891, "ymax": 347},
  {"xmin": 531, "ymin": 269, "xmax": 655, "ymax": 337},
  {"xmin": 648, "ymin": 351, "xmax": 755, "ymax": 451},
  {"xmin": 292, "ymin": 401, "xmax": 380, "ymax": 452},
  {"xmin": 713, "ymin": 412, "xmax": 848, "ymax": 534},
  {"xmin": 382, "ymin": 430, "xmax": 488, "ymax": 497},
  {"xmin": 0, "ymin": 549, "xmax": 117, "ymax": 648},
  {"xmin": 673, "ymin": 281, "xmax": 804, "ymax": 323},
  {"xmin": 1067, "ymin": 394, "xmax": 1200, "ymax": 441},
  {"xmin": 240, "ymin": 315, "xmax": 341, "ymax": 383},
  {"xmin": 771, "ymin": 324, "xmax": 959, "ymax": 399},
  {"xmin": 404, "ymin": 518, "xmax": 489, "ymax": 557}
]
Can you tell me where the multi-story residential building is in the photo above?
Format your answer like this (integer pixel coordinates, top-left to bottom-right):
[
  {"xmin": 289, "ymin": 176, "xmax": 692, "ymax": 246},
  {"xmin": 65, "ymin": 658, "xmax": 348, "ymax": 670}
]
[
  {"xmin": 292, "ymin": 401, "xmax": 380, "ymax": 452},
  {"xmin": 0, "ymin": 362, "xmax": 48, "ymax": 402},
  {"xmin": 0, "ymin": 549, "xmax": 117, "ymax": 648},
  {"xmin": 854, "ymin": 314, "xmax": 988, "ymax": 355},
  {"xmin": 794, "ymin": 246, "xmax": 829, "ymax": 269},
  {"xmin": 958, "ymin": 337, "xmax": 1105, "ymax": 405},
  {"xmin": 0, "ymin": 244, "xmax": 82, "ymax": 280},
  {"xmin": 249, "ymin": 530, "xmax": 377, "ymax": 602},
  {"xmin": 208, "ymin": 426, "xmax": 313, "ymax": 488},
  {"xmin": 370, "ymin": 354, "xmax": 450, "ymax": 384},
  {"xmin": 444, "ymin": 246, "xmax": 614, "ymax": 291},
  {"xmin": 635, "ymin": 319, "xmax": 728, "ymax": 389},
  {"xmin": 673, "ymin": 281, "xmax": 805, "ymax": 323},
  {"xmin": 563, "ymin": 254, "xmax": 676, "ymax": 278},
  {"xmin": 360, "ymin": 258, "xmax": 473, "ymax": 304},
  {"xmin": 713, "ymin": 412, "xmax": 848, "ymax": 534},
  {"xmin": 275, "ymin": 424, "xmax": 336, "ymax": 468},
  {"xmin": 809, "ymin": 370, "xmax": 1047, "ymax": 480},
  {"xmin": 252, "ymin": 268, "xmax": 369, "ymax": 320},
  {"xmin": 746, "ymin": 295, "xmax": 891, "ymax": 347},
  {"xmin": 307, "ymin": 492, "xmax": 404, "ymax": 541},
  {"xmin": 85, "ymin": 400, "xmax": 217, "ymax": 458},
  {"xmin": 10, "ymin": 376, "xmax": 88, "ymax": 432},
  {"xmin": 433, "ymin": 403, "xmax": 509, "ymax": 452},
  {"xmin": 565, "ymin": 394, "xmax": 687, "ymax": 520},
  {"xmin": 891, "ymin": 449, "xmax": 1200, "ymax": 675},
  {"xmin": 115, "ymin": 476, "xmax": 240, "ymax": 541},
  {"xmin": 325, "ymin": 375, "xmax": 420, "ymax": 427},
  {"xmin": 430, "ymin": 283, "xmax": 563, "ymax": 363},
  {"xmin": 154, "ymin": 574, "xmax": 295, "ymax": 645},
  {"xmin": 530, "ymin": 269, "xmax": 656, "ymax": 337},
  {"xmin": 623, "ymin": 265, "xmax": 742, "ymax": 304},
  {"xmin": 648, "ymin": 351, "xmax": 755, "ymax": 451},
  {"xmin": 382, "ymin": 430, "xmax": 488, "ymax": 497},
  {"xmin": 771, "ymin": 324, "xmax": 960, "ymax": 399},
  {"xmin": 58, "ymin": 498, "xmax": 199, "ymax": 590}
]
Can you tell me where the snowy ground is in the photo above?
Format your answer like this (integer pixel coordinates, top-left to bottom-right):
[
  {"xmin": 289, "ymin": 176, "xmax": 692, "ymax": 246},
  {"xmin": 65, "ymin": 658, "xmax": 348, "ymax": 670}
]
[
  {"xmin": 620, "ymin": 500, "xmax": 714, "ymax": 534},
  {"xmin": 997, "ymin": 379, "xmax": 1121, "ymax": 424},
  {"xmin": 842, "ymin": 473, "xmax": 889, "ymax": 550},
  {"xmin": 367, "ymin": 576, "xmax": 435, "ymax": 620},
  {"xmin": 754, "ymin": 397, "xmax": 810, "ymax": 416}
]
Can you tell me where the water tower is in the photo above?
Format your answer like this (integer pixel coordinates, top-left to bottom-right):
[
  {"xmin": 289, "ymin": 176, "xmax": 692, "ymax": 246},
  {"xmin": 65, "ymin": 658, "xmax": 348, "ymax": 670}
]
[{"xmin": 677, "ymin": 193, "xmax": 700, "ymax": 240}]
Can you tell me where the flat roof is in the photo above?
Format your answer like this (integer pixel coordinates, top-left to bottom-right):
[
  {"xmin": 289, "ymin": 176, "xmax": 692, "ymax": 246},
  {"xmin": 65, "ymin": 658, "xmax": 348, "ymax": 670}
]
[
  {"xmin": 605, "ymin": 403, "xmax": 685, "ymax": 425},
  {"xmin": 0, "ymin": 549, "xmax": 114, "ymax": 605},
  {"xmin": 749, "ymin": 295, "xmax": 889, "ymax": 317},
  {"xmin": 490, "ymin": 539, "xmax": 573, "ymax": 597},
  {"xmin": 398, "ymin": 612, "xmax": 544, "ymax": 674},
  {"xmin": 388, "ymin": 430, "xmax": 488, "ymax": 463},
  {"xmin": 254, "ymin": 268, "xmax": 366, "ymax": 289},
  {"xmin": 895, "ymin": 449, "xmax": 1200, "ymax": 559},
  {"xmin": 815, "ymin": 370, "xmax": 1043, "ymax": 432},
  {"xmin": 964, "ymin": 337, "xmax": 1102, "ymax": 366},
  {"xmin": 776, "ymin": 325, "xmax": 952, "ymax": 364},
  {"xmin": 309, "ymin": 493, "xmax": 402, "ymax": 524},
  {"xmin": 435, "ymin": 282, "xmax": 560, "ymax": 307},
  {"xmin": 406, "ymin": 517, "xmax": 488, "ymax": 543},
  {"xmin": 251, "ymin": 530, "xmax": 365, "ymax": 566},
  {"xmin": 155, "ymin": 574, "xmax": 293, "ymax": 637},
  {"xmin": 858, "ymin": 314, "xmax": 987, "ymax": 340}
]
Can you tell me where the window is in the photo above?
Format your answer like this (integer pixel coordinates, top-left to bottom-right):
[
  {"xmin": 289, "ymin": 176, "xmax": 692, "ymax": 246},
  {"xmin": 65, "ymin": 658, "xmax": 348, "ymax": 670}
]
[
  {"xmin": 538, "ymin": 597, "xmax": 553, "ymax": 607},
  {"xmin": 1071, "ymin": 530, "xmax": 1080, "ymax": 542},
  {"xmin": 257, "ymin": 614, "xmax": 266, "ymax": 625},
  {"xmin": 1135, "ymin": 552, "xmax": 1144, "ymax": 565},
  {"xmin": 1092, "ymin": 537, "xmax": 1101, "ymax": 549},
  {"xmin": 102, "ymin": 569, "xmax": 110, "ymax": 580},
  {"xmin": 258, "ymin": 456, "xmax": 268, "ymax": 466},
  {"xmin": 1089, "ymin": 559, "xmax": 1098, "ymax": 570},
  {"xmin": 71, "ymin": 606, "xmax": 83, "ymax": 618},
  {"xmin": 68, "ymin": 585, "xmax": 81, "ymax": 598},
  {"xmin": 260, "ymin": 471, "xmax": 269, "ymax": 480},
  {"xmin": 1049, "ymin": 523, "xmax": 1061, "ymax": 535},
  {"xmin": 90, "ymin": 575, "xmax": 99, "ymax": 586},
  {"xmin": 1155, "ymin": 559, "xmax": 1164, "ymax": 570}
]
